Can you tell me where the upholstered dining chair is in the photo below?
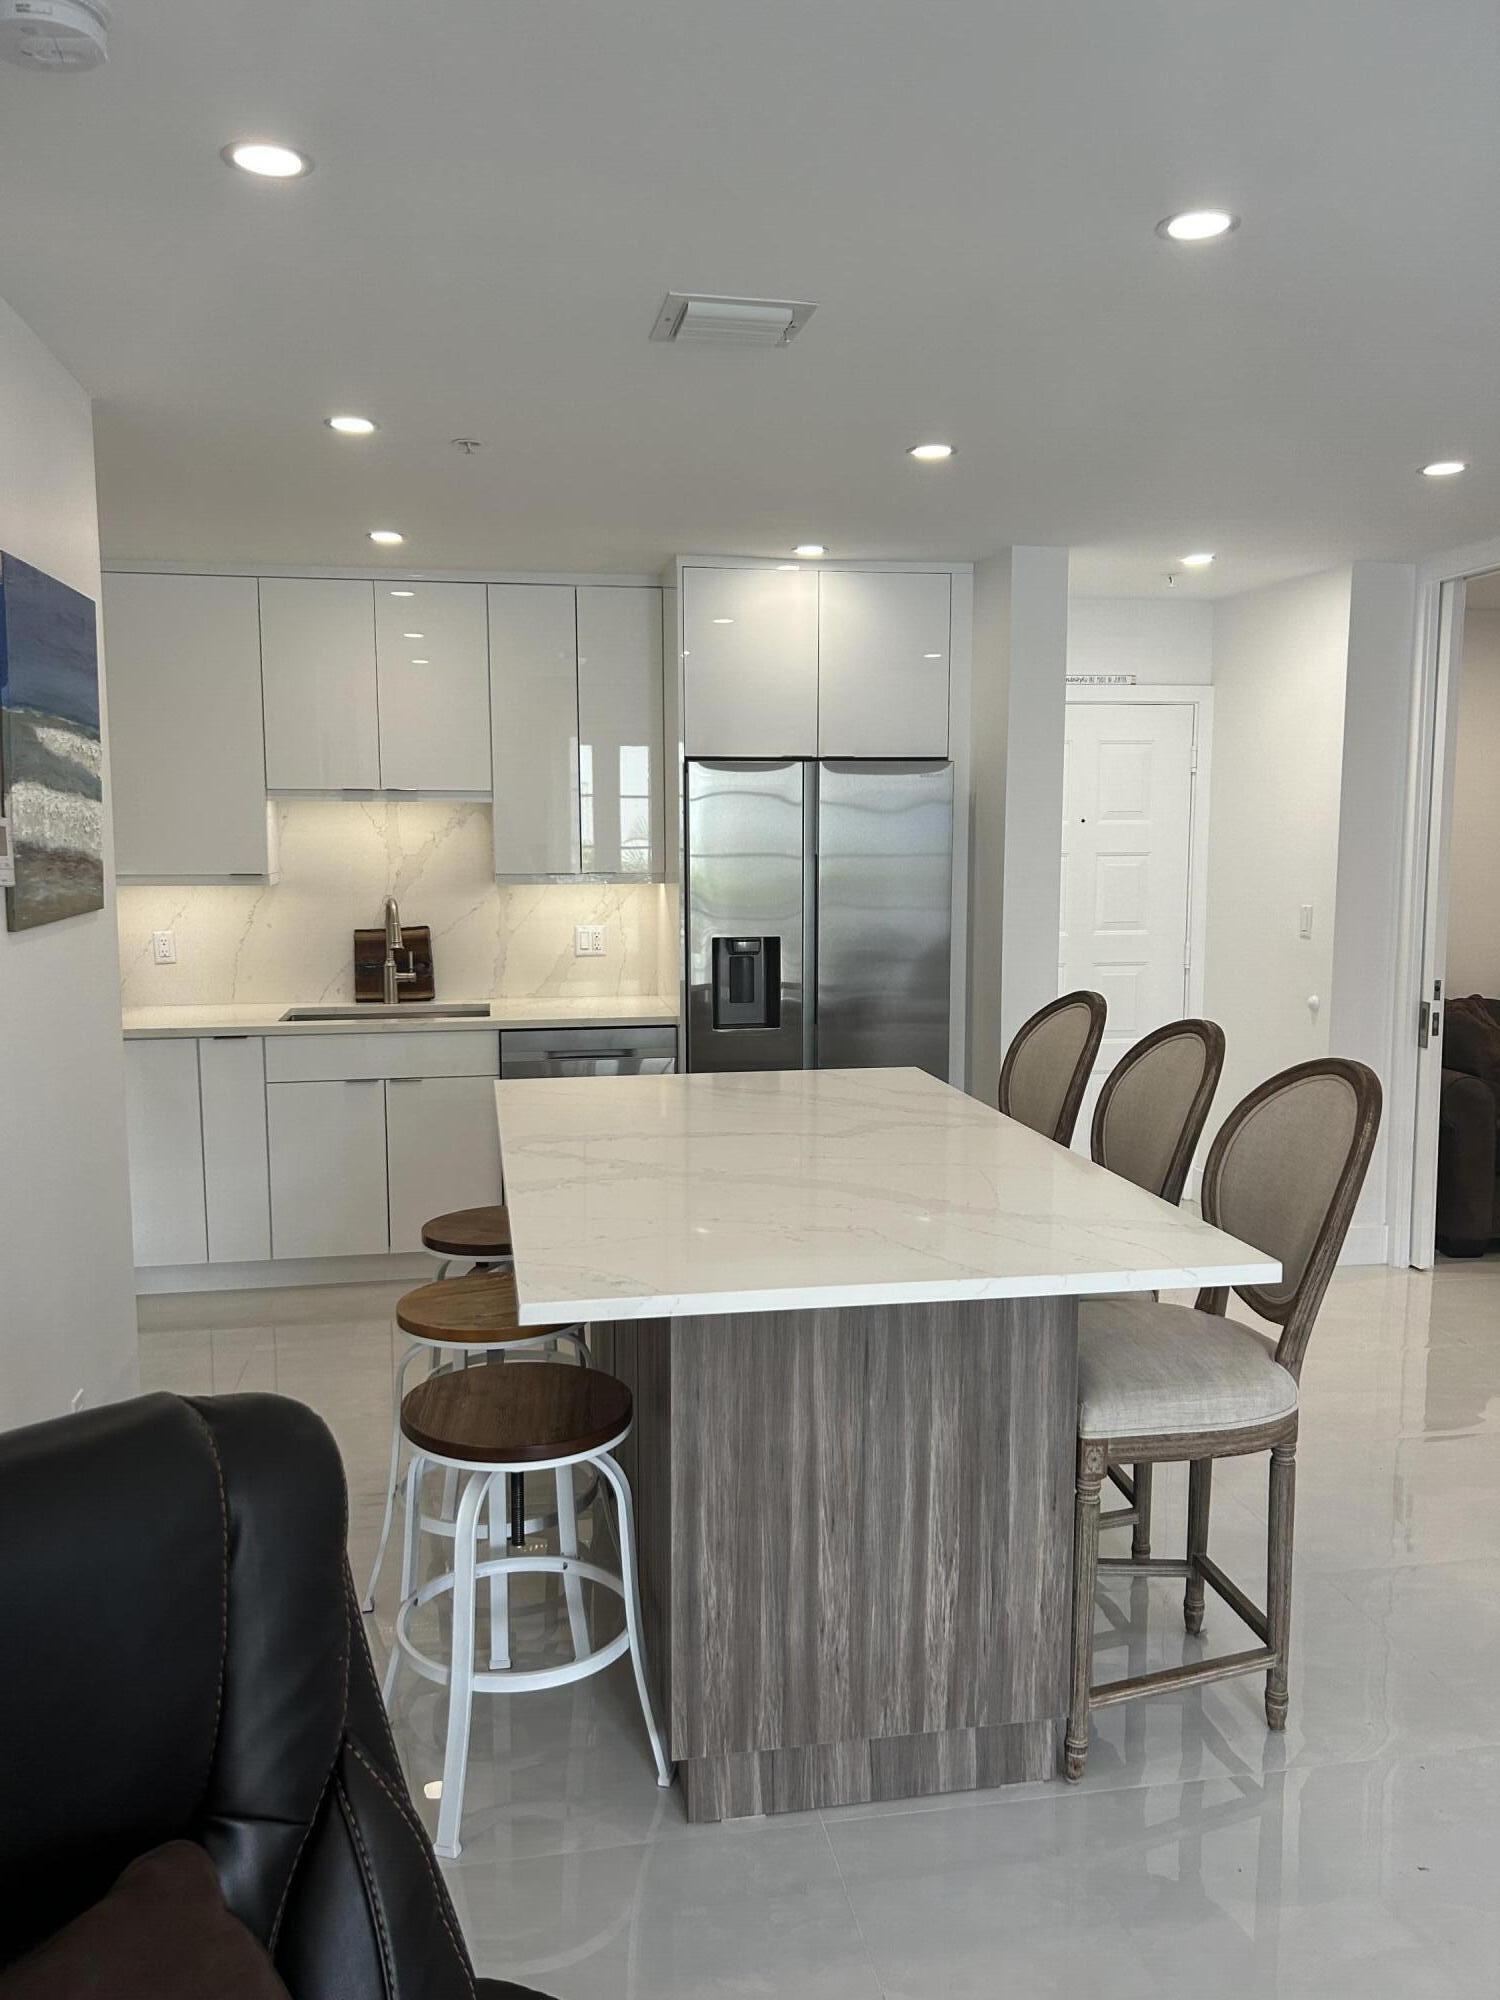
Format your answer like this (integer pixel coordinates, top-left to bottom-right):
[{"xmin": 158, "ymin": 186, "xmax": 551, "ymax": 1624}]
[
  {"xmin": 997, "ymin": 990, "xmax": 1107, "ymax": 1144},
  {"xmin": 1064, "ymin": 1056, "xmax": 1381, "ymax": 1781},
  {"xmin": 1089, "ymin": 1018, "xmax": 1227, "ymax": 1561}
]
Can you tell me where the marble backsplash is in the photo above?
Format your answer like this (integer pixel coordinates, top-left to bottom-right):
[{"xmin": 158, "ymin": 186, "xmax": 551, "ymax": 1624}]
[{"xmin": 117, "ymin": 800, "xmax": 675, "ymax": 1007}]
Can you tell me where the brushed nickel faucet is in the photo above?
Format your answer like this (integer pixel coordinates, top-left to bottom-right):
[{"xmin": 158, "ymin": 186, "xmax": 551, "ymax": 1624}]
[{"xmin": 382, "ymin": 895, "xmax": 416, "ymax": 1005}]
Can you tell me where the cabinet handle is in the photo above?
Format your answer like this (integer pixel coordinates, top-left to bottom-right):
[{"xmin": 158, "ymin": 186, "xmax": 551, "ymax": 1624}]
[
  {"xmin": 211, "ymin": 1034, "xmax": 251, "ymax": 1041},
  {"xmin": 387, "ymin": 1076, "xmax": 424, "ymax": 1084},
  {"xmin": 343, "ymin": 1078, "xmax": 381, "ymax": 1085}
]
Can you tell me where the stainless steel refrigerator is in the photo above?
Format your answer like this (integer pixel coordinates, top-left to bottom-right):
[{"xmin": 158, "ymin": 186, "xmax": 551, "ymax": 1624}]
[{"xmin": 684, "ymin": 758, "xmax": 953, "ymax": 1077}]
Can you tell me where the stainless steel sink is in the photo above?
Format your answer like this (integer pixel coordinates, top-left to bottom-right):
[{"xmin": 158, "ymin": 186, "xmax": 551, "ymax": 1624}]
[{"xmin": 279, "ymin": 1004, "xmax": 491, "ymax": 1022}]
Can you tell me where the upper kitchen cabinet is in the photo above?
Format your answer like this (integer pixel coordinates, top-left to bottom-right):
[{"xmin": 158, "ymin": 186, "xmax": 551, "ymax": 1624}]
[
  {"xmin": 374, "ymin": 581, "xmax": 490, "ymax": 791},
  {"xmin": 488, "ymin": 584, "xmax": 581, "ymax": 876},
  {"xmin": 577, "ymin": 586, "xmax": 664, "ymax": 876},
  {"xmin": 682, "ymin": 566, "xmax": 819, "ymax": 756},
  {"xmin": 104, "ymin": 573, "xmax": 273, "ymax": 880},
  {"xmin": 816, "ymin": 570, "xmax": 952, "ymax": 757},
  {"xmin": 259, "ymin": 577, "xmax": 381, "ymax": 790}
]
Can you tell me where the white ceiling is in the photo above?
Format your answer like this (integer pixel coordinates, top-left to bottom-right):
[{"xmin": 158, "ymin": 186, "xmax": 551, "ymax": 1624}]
[{"xmin": 0, "ymin": 0, "xmax": 1496, "ymax": 596}]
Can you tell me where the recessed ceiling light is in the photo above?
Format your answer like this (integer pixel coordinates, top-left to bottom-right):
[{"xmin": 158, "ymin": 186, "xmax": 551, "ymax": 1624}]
[
  {"xmin": 712, "ymin": 617, "xmax": 734, "ymax": 625},
  {"xmin": 793, "ymin": 544, "xmax": 827, "ymax": 558},
  {"xmin": 410, "ymin": 658, "xmax": 430, "ymax": 666},
  {"xmin": 1421, "ymin": 460, "xmax": 1468, "ymax": 478},
  {"xmin": 222, "ymin": 141, "xmax": 312, "ymax": 180},
  {"xmin": 1180, "ymin": 551, "xmax": 1216, "ymax": 568},
  {"xmin": 403, "ymin": 631, "xmax": 424, "ymax": 639},
  {"xmin": 326, "ymin": 414, "xmax": 376, "ymax": 435},
  {"xmin": 923, "ymin": 652, "xmax": 943, "ymax": 660},
  {"xmin": 390, "ymin": 589, "xmax": 414, "ymax": 597},
  {"xmin": 369, "ymin": 529, "xmax": 404, "ymax": 546},
  {"xmin": 1157, "ymin": 209, "xmax": 1239, "ymax": 243},
  {"xmin": 908, "ymin": 443, "xmax": 955, "ymax": 462}
]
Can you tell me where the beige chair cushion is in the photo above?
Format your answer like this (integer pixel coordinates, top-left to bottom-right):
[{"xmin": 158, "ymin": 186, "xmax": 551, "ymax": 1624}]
[{"xmin": 1077, "ymin": 1297, "xmax": 1297, "ymax": 1441}]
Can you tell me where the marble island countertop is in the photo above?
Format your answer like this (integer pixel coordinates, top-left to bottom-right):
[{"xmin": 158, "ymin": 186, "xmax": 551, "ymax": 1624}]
[
  {"xmin": 122, "ymin": 995, "xmax": 679, "ymax": 1038},
  {"xmin": 495, "ymin": 1065, "xmax": 1281, "ymax": 1323}
]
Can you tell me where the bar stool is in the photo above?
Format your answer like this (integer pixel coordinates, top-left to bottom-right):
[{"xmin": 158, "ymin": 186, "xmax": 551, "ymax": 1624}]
[
  {"xmin": 386, "ymin": 1360, "xmax": 671, "ymax": 1858},
  {"xmin": 420, "ymin": 1202, "xmax": 513, "ymax": 1277},
  {"xmin": 361, "ymin": 1269, "xmax": 586, "ymax": 1613}
]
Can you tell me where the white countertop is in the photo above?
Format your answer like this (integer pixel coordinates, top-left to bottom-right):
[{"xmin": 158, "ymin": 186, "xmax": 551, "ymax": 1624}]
[
  {"xmin": 496, "ymin": 1065, "xmax": 1280, "ymax": 1323},
  {"xmin": 121, "ymin": 996, "xmax": 680, "ymax": 1038}
]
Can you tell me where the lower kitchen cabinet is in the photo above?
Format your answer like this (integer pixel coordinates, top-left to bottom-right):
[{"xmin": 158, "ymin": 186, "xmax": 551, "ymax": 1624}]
[
  {"xmin": 199, "ymin": 1036, "xmax": 271, "ymax": 1262},
  {"xmin": 385, "ymin": 1075, "xmax": 504, "ymax": 1251},
  {"xmin": 125, "ymin": 1040, "xmax": 208, "ymax": 1267},
  {"xmin": 267, "ymin": 1079, "xmax": 390, "ymax": 1259}
]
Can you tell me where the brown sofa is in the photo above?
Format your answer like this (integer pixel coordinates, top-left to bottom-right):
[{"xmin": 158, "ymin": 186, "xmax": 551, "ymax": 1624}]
[{"xmin": 1437, "ymin": 995, "xmax": 1500, "ymax": 1256}]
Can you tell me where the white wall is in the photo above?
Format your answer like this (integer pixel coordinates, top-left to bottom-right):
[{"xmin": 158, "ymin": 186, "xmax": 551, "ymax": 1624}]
[
  {"xmin": 968, "ymin": 546, "xmax": 1070, "ymax": 1100},
  {"xmin": 1068, "ymin": 597, "xmax": 1213, "ymax": 686},
  {"xmin": 1205, "ymin": 570, "xmax": 1352, "ymax": 1124},
  {"xmin": 0, "ymin": 296, "xmax": 137, "ymax": 1425},
  {"xmin": 1446, "ymin": 608, "xmax": 1500, "ymax": 995}
]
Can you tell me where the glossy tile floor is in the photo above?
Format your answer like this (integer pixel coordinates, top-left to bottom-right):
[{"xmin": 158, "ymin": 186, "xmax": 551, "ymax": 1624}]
[{"xmin": 139, "ymin": 1264, "xmax": 1500, "ymax": 1998}]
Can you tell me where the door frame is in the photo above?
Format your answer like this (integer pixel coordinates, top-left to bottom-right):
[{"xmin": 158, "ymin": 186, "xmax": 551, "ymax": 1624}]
[
  {"xmin": 1390, "ymin": 532, "xmax": 1500, "ymax": 1268},
  {"xmin": 1062, "ymin": 684, "xmax": 1214, "ymax": 1021}
]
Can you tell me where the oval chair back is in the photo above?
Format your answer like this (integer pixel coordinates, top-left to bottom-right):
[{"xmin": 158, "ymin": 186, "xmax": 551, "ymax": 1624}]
[
  {"xmin": 1091, "ymin": 1019, "xmax": 1226, "ymax": 1204},
  {"xmin": 998, "ymin": 990, "xmax": 1107, "ymax": 1144},
  {"xmin": 1198, "ymin": 1057, "xmax": 1382, "ymax": 1378}
]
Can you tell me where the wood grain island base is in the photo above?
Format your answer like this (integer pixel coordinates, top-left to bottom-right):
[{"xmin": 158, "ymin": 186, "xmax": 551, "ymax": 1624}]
[{"xmin": 594, "ymin": 1294, "xmax": 1077, "ymax": 1822}]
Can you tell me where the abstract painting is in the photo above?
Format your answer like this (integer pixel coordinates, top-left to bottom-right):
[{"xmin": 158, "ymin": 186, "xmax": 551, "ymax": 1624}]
[{"xmin": 0, "ymin": 551, "xmax": 103, "ymax": 931}]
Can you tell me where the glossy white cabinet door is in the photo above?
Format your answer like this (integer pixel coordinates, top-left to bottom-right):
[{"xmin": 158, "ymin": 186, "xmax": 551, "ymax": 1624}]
[
  {"xmin": 375, "ymin": 581, "xmax": 491, "ymax": 791},
  {"xmin": 199, "ymin": 1036, "xmax": 271, "ymax": 1262},
  {"xmin": 124, "ymin": 1040, "xmax": 207, "ymax": 1267},
  {"xmin": 260, "ymin": 578, "xmax": 380, "ymax": 790},
  {"xmin": 488, "ymin": 584, "xmax": 581, "ymax": 875},
  {"xmin": 104, "ymin": 573, "xmax": 270, "ymax": 879},
  {"xmin": 267, "ymin": 1080, "xmax": 389, "ymax": 1258},
  {"xmin": 816, "ymin": 570, "xmax": 952, "ymax": 757},
  {"xmin": 577, "ymin": 586, "xmax": 664, "ymax": 877},
  {"xmin": 385, "ymin": 1076, "xmax": 505, "ymax": 1252},
  {"xmin": 682, "ymin": 566, "xmax": 818, "ymax": 756}
]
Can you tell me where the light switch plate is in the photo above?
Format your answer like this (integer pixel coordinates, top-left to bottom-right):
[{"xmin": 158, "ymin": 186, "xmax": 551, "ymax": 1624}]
[
  {"xmin": 152, "ymin": 928, "xmax": 178, "ymax": 964},
  {"xmin": 574, "ymin": 924, "xmax": 606, "ymax": 958}
]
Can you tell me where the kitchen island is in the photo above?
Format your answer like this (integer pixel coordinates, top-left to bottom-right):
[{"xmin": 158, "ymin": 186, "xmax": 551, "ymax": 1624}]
[{"xmin": 495, "ymin": 1065, "xmax": 1277, "ymax": 1822}]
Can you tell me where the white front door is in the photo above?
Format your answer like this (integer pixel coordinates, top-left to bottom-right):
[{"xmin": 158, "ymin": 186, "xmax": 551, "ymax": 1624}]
[{"xmin": 1061, "ymin": 701, "xmax": 1198, "ymax": 1148}]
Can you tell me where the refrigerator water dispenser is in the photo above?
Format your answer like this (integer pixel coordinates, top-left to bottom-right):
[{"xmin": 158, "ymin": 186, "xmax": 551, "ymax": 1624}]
[{"xmin": 712, "ymin": 935, "xmax": 781, "ymax": 1029}]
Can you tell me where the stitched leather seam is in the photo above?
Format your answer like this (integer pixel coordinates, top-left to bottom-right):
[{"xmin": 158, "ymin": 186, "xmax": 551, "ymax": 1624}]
[
  {"xmin": 336, "ymin": 1771, "xmax": 397, "ymax": 2000},
  {"xmin": 345, "ymin": 1570, "xmax": 405, "ymax": 1774},
  {"xmin": 269, "ymin": 1766, "xmax": 332, "ymax": 1948},
  {"xmin": 181, "ymin": 1399, "xmax": 230, "ymax": 1816},
  {"xmin": 345, "ymin": 1739, "xmax": 476, "ymax": 2000}
]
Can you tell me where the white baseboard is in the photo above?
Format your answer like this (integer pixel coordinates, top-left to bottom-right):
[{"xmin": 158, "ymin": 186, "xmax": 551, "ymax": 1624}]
[
  {"xmin": 136, "ymin": 1252, "xmax": 433, "ymax": 1296},
  {"xmin": 1338, "ymin": 1222, "xmax": 1391, "ymax": 1268}
]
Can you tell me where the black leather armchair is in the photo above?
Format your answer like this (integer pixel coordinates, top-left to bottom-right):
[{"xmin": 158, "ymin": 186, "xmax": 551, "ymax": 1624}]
[{"xmin": 0, "ymin": 1391, "xmax": 550, "ymax": 1998}]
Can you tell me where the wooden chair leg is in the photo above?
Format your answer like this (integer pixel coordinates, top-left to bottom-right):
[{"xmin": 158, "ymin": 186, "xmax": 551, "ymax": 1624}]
[
  {"xmin": 1065, "ymin": 1440, "xmax": 1107, "ymax": 1781},
  {"xmin": 1184, "ymin": 1458, "xmax": 1213, "ymax": 1634},
  {"xmin": 1130, "ymin": 1462, "xmax": 1153, "ymax": 1559},
  {"xmin": 1265, "ymin": 1442, "xmax": 1296, "ymax": 1730}
]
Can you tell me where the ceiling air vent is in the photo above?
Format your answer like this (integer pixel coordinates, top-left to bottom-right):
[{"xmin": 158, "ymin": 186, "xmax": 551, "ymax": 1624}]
[{"xmin": 650, "ymin": 292, "xmax": 817, "ymax": 347}]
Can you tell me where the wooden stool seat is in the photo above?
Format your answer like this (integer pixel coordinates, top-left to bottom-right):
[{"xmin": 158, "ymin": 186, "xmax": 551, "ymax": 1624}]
[
  {"xmin": 395, "ymin": 1270, "xmax": 573, "ymax": 1345},
  {"xmin": 420, "ymin": 1204, "xmax": 512, "ymax": 1259},
  {"xmin": 400, "ymin": 1361, "xmax": 632, "ymax": 1465}
]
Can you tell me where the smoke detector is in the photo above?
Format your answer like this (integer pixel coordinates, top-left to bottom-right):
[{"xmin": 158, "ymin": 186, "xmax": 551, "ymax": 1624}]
[
  {"xmin": 0, "ymin": 0, "xmax": 109, "ymax": 69},
  {"xmin": 650, "ymin": 292, "xmax": 817, "ymax": 347}
]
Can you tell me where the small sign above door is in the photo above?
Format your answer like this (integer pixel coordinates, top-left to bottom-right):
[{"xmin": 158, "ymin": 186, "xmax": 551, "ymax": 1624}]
[{"xmin": 1066, "ymin": 674, "xmax": 1137, "ymax": 687}]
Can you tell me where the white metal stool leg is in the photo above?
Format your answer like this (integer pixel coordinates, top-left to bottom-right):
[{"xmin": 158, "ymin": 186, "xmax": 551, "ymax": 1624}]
[
  {"xmin": 487, "ymin": 1470, "xmax": 511, "ymax": 1670},
  {"xmin": 362, "ymin": 1338, "xmax": 424, "ymax": 1613},
  {"xmin": 555, "ymin": 1464, "xmax": 591, "ymax": 1660},
  {"xmin": 383, "ymin": 1449, "xmax": 428, "ymax": 1705},
  {"xmin": 596, "ymin": 1450, "xmax": 671, "ymax": 1786},
  {"xmin": 434, "ymin": 1471, "xmax": 486, "ymax": 1859}
]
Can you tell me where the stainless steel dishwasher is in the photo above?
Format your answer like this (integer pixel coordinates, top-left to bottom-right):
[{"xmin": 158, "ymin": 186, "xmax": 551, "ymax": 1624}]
[{"xmin": 498, "ymin": 1025, "xmax": 677, "ymax": 1080}]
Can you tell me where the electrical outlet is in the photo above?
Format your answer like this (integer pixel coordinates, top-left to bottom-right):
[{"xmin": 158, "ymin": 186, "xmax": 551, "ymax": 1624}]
[
  {"xmin": 1298, "ymin": 903, "xmax": 1314, "ymax": 940},
  {"xmin": 574, "ymin": 924, "xmax": 606, "ymax": 958},
  {"xmin": 152, "ymin": 928, "xmax": 178, "ymax": 965}
]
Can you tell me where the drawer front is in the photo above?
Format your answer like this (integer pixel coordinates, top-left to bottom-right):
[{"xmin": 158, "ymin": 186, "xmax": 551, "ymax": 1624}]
[
  {"xmin": 265, "ymin": 1029, "xmax": 500, "ymax": 1083},
  {"xmin": 499, "ymin": 1025, "xmax": 676, "ymax": 1077}
]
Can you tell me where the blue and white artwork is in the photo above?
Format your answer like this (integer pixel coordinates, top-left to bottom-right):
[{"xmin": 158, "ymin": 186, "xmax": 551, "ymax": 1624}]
[{"xmin": 0, "ymin": 552, "xmax": 103, "ymax": 931}]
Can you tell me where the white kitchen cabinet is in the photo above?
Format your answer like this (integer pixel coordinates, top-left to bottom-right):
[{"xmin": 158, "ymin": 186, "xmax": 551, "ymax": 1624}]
[
  {"xmin": 199, "ymin": 1036, "xmax": 271, "ymax": 1262},
  {"xmin": 104, "ymin": 573, "xmax": 273, "ymax": 880},
  {"xmin": 260, "ymin": 578, "xmax": 380, "ymax": 790},
  {"xmin": 489, "ymin": 584, "xmax": 581, "ymax": 875},
  {"xmin": 577, "ymin": 586, "xmax": 664, "ymax": 876},
  {"xmin": 385, "ymin": 1076, "xmax": 504, "ymax": 1252},
  {"xmin": 124, "ymin": 1040, "xmax": 207, "ymax": 1267},
  {"xmin": 682, "ymin": 566, "xmax": 819, "ymax": 756},
  {"xmin": 816, "ymin": 570, "xmax": 952, "ymax": 757},
  {"xmin": 374, "ymin": 581, "xmax": 491, "ymax": 792},
  {"xmin": 267, "ymin": 1080, "xmax": 389, "ymax": 1258}
]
